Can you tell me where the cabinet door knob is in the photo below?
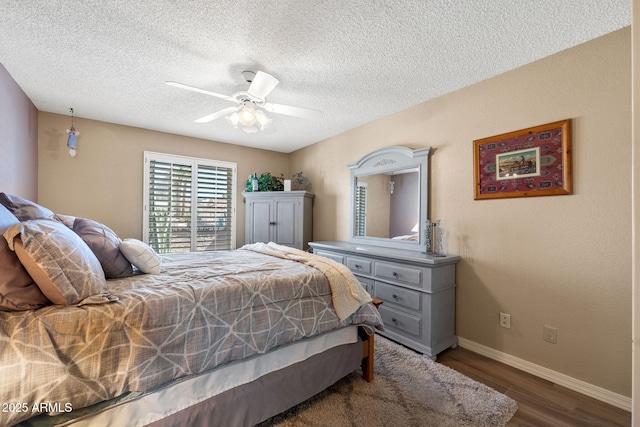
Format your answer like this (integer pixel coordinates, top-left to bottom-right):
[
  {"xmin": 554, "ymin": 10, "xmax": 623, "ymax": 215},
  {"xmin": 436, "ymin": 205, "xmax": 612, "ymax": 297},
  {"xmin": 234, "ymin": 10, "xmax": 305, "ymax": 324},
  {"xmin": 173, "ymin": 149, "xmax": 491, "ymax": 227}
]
[{"xmin": 269, "ymin": 221, "xmax": 276, "ymax": 225}]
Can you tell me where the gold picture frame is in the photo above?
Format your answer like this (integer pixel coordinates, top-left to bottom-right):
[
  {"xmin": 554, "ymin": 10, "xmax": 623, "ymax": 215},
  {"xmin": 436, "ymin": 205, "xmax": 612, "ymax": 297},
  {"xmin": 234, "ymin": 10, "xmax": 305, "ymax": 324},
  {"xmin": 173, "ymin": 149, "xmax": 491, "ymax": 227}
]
[{"xmin": 473, "ymin": 119, "xmax": 572, "ymax": 200}]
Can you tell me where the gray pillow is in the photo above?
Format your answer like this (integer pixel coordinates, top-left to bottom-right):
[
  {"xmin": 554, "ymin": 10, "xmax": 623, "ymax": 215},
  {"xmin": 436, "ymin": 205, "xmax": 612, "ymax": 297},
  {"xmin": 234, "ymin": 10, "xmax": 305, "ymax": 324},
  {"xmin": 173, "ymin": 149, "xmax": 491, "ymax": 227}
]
[
  {"xmin": 73, "ymin": 218, "xmax": 133, "ymax": 279},
  {"xmin": 0, "ymin": 204, "xmax": 50, "ymax": 311},
  {"xmin": 0, "ymin": 193, "xmax": 54, "ymax": 221},
  {"xmin": 4, "ymin": 219, "xmax": 109, "ymax": 306}
]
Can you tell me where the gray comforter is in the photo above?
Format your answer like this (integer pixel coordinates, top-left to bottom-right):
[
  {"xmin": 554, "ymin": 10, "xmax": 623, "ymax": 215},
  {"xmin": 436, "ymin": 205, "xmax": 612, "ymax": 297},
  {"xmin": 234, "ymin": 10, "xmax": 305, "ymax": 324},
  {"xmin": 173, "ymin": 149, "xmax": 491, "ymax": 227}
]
[{"xmin": 0, "ymin": 249, "xmax": 383, "ymax": 426}]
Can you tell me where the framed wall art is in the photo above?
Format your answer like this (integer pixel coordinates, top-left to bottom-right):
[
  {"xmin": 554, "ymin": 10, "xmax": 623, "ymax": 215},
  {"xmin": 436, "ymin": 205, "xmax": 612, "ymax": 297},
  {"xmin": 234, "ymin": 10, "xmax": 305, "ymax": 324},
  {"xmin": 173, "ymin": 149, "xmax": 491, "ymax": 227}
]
[{"xmin": 473, "ymin": 119, "xmax": 572, "ymax": 200}]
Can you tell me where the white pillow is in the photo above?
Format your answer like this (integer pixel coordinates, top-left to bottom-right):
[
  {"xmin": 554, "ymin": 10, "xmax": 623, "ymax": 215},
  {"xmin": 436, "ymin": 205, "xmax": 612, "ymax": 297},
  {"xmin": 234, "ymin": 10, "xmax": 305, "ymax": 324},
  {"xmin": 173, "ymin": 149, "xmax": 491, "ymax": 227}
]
[{"xmin": 119, "ymin": 238, "xmax": 162, "ymax": 274}]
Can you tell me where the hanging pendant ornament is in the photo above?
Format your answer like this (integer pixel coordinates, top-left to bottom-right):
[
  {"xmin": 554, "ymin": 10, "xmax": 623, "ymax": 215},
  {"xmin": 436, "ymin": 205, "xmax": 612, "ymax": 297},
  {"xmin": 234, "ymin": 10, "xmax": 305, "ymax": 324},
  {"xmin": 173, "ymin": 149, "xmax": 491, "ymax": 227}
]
[{"xmin": 66, "ymin": 108, "xmax": 79, "ymax": 157}]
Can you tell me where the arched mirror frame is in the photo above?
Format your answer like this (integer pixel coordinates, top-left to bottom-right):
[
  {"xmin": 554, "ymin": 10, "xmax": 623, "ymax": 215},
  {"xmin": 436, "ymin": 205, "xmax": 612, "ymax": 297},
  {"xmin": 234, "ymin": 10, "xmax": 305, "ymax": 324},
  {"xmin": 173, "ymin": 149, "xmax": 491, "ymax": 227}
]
[{"xmin": 348, "ymin": 146, "xmax": 431, "ymax": 252}]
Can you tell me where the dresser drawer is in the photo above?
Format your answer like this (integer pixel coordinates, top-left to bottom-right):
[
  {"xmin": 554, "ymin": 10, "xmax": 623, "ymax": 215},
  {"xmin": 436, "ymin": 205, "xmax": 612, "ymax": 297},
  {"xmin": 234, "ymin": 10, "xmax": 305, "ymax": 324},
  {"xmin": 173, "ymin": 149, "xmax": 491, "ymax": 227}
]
[
  {"xmin": 346, "ymin": 256, "xmax": 372, "ymax": 275},
  {"xmin": 308, "ymin": 241, "xmax": 459, "ymax": 358},
  {"xmin": 314, "ymin": 250, "xmax": 344, "ymax": 264},
  {"xmin": 378, "ymin": 305, "xmax": 422, "ymax": 338},
  {"xmin": 374, "ymin": 282, "xmax": 421, "ymax": 312},
  {"xmin": 357, "ymin": 276, "xmax": 374, "ymax": 295},
  {"xmin": 374, "ymin": 261, "xmax": 423, "ymax": 287}
]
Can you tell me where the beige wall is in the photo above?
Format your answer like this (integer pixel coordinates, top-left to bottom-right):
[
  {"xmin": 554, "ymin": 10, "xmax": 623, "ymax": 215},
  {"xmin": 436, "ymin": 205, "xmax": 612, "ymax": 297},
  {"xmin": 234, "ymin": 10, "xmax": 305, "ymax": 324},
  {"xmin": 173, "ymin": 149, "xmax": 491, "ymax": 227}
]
[
  {"xmin": 37, "ymin": 113, "xmax": 290, "ymax": 248},
  {"xmin": 0, "ymin": 64, "xmax": 38, "ymax": 199},
  {"xmin": 292, "ymin": 28, "xmax": 632, "ymax": 396},
  {"xmin": 632, "ymin": 0, "xmax": 639, "ymax": 419}
]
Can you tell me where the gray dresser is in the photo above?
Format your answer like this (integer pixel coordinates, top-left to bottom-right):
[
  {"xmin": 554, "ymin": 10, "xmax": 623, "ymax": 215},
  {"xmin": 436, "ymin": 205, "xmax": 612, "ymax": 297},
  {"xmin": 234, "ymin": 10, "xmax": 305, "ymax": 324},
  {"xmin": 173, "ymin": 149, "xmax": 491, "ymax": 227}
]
[
  {"xmin": 242, "ymin": 191, "xmax": 314, "ymax": 250},
  {"xmin": 310, "ymin": 240, "xmax": 460, "ymax": 359}
]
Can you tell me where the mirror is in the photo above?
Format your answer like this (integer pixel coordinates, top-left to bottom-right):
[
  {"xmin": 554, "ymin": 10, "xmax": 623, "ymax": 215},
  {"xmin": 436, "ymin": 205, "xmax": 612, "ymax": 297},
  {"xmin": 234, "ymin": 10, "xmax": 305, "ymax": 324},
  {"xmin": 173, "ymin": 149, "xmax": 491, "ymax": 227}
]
[
  {"xmin": 348, "ymin": 146, "xmax": 431, "ymax": 251},
  {"xmin": 354, "ymin": 169, "xmax": 419, "ymax": 239}
]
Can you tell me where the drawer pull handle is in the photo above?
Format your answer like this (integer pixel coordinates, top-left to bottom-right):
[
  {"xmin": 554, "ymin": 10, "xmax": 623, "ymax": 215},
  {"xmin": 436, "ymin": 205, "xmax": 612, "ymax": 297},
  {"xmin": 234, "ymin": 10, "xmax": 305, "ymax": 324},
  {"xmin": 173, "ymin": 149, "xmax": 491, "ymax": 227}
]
[
  {"xmin": 354, "ymin": 264, "xmax": 361, "ymax": 269},
  {"xmin": 391, "ymin": 318, "xmax": 397, "ymax": 323},
  {"xmin": 269, "ymin": 221, "xmax": 277, "ymax": 225},
  {"xmin": 392, "ymin": 294, "xmax": 398, "ymax": 299},
  {"xmin": 392, "ymin": 271, "xmax": 399, "ymax": 277}
]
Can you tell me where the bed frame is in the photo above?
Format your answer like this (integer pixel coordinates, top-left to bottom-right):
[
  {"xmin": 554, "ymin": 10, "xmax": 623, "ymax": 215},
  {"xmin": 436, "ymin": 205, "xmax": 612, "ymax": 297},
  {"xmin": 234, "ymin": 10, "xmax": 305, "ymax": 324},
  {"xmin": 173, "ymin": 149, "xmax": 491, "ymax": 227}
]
[
  {"xmin": 147, "ymin": 327, "xmax": 375, "ymax": 427},
  {"xmin": 360, "ymin": 325, "xmax": 376, "ymax": 382}
]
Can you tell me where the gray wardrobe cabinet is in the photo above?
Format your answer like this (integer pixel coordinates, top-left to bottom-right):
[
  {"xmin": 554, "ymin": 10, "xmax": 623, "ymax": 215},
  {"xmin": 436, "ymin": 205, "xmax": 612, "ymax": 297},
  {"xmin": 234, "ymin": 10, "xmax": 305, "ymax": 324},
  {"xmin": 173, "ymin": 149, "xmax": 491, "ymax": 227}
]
[{"xmin": 242, "ymin": 191, "xmax": 314, "ymax": 250}]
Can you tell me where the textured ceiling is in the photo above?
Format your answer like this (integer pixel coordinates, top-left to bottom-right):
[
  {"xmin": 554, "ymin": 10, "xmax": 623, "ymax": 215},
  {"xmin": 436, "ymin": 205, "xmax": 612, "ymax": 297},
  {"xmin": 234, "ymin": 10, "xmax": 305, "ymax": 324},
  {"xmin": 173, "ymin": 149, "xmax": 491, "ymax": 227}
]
[{"xmin": 0, "ymin": 1, "xmax": 631, "ymax": 153}]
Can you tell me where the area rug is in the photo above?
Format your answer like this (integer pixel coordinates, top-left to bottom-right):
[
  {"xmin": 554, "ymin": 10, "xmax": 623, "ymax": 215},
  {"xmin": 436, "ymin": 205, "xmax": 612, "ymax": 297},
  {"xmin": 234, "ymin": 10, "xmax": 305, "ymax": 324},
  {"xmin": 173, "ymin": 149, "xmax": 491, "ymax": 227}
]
[{"xmin": 258, "ymin": 336, "xmax": 518, "ymax": 427}]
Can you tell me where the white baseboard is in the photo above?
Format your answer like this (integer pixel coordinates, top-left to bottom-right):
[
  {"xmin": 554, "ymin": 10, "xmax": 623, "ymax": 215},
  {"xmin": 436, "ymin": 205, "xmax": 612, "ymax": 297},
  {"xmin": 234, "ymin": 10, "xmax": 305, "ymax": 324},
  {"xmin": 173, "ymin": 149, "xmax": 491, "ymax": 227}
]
[{"xmin": 457, "ymin": 337, "xmax": 631, "ymax": 412}]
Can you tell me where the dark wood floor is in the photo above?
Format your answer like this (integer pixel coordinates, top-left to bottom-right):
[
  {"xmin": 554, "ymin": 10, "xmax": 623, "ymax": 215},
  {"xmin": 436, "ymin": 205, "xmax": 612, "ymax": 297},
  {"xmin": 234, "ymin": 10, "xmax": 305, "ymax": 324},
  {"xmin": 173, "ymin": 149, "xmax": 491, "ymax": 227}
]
[{"xmin": 436, "ymin": 346, "xmax": 631, "ymax": 426}]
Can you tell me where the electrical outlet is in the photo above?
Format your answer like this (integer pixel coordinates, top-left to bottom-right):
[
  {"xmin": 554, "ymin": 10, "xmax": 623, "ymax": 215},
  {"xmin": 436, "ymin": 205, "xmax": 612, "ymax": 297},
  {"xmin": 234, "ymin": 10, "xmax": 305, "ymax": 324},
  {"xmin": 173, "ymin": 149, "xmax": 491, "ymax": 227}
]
[
  {"xmin": 544, "ymin": 325, "xmax": 557, "ymax": 344},
  {"xmin": 499, "ymin": 312, "xmax": 511, "ymax": 328}
]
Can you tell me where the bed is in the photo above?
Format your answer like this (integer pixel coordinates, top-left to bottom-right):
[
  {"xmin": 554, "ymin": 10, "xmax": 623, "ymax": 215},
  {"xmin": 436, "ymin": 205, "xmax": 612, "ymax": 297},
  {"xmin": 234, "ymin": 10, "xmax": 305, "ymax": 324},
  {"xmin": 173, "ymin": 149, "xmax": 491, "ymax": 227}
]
[{"xmin": 0, "ymin": 193, "xmax": 383, "ymax": 427}]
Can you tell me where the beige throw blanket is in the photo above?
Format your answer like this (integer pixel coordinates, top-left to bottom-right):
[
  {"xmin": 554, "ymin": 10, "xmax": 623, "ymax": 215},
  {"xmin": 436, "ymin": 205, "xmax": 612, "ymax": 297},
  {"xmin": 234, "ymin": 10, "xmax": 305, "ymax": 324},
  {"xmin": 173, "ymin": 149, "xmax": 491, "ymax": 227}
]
[{"xmin": 241, "ymin": 242, "xmax": 372, "ymax": 320}]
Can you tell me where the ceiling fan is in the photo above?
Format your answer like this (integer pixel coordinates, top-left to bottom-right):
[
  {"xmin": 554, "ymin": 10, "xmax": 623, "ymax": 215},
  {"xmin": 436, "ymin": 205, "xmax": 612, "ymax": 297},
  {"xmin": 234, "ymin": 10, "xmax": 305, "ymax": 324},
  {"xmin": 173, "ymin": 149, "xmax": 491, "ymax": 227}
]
[{"xmin": 166, "ymin": 71, "xmax": 322, "ymax": 133}]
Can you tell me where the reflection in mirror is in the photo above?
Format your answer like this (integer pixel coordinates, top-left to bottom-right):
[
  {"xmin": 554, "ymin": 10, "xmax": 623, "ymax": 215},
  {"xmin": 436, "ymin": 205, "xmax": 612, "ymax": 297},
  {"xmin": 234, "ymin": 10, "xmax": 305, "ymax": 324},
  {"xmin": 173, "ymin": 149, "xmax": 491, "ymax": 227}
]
[
  {"xmin": 348, "ymin": 145, "xmax": 430, "ymax": 252},
  {"xmin": 355, "ymin": 169, "xmax": 419, "ymax": 240}
]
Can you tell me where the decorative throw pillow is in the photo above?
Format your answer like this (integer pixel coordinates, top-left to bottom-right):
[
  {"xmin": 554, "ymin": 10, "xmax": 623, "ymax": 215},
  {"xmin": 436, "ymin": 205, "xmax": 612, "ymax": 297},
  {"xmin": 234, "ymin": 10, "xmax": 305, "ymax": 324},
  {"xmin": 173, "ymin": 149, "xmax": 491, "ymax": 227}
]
[
  {"xmin": 3, "ymin": 219, "xmax": 109, "ymax": 306},
  {"xmin": 53, "ymin": 213, "xmax": 76, "ymax": 229},
  {"xmin": 119, "ymin": 238, "xmax": 162, "ymax": 274},
  {"xmin": 73, "ymin": 218, "xmax": 133, "ymax": 279},
  {"xmin": 0, "ymin": 193, "xmax": 54, "ymax": 221},
  {"xmin": 0, "ymin": 204, "xmax": 50, "ymax": 311}
]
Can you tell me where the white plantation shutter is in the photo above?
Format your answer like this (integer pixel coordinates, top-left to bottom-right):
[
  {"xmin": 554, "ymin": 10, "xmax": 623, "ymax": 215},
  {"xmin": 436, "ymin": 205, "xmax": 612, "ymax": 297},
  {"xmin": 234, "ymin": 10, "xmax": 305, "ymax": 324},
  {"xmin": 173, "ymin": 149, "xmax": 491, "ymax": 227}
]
[
  {"xmin": 196, "ymin": 164, "xmax": 234, "ymax": 251},
  {"xmin": 355, "ymin": 182, "xmax": 367, "ymax": 237},
  {"xmin": 146, "ymin": 159, "xmax": 192, "ymax": 253},
  {"xmin": 143, "ymin": 152, "xmax": 236, "ymax": 253}
]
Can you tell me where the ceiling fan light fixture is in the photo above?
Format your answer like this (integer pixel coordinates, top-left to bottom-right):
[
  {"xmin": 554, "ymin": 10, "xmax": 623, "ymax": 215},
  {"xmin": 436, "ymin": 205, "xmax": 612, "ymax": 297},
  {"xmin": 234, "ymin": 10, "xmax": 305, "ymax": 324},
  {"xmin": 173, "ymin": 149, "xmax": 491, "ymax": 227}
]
[
  {"xmin": 254, "ymin": 110, "xmax": 272, "ymax": 130},
  {"xmin": 225, "ymin": 105, "xmax": 271, "ymax": 133},
  {"xmin": 225, "ymin": 112, "xmax": 240, "ymax": 128},
  {"xmin": 238, "ymin": 106, "xmax": 257, "ymax": 127}
]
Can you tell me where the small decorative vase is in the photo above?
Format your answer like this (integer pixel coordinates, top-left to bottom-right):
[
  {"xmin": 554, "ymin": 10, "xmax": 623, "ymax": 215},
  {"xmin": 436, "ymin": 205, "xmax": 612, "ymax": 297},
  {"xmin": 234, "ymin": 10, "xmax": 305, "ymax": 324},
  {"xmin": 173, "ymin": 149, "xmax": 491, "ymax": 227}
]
[{"xmin": 425, "ymin": 219, "xmax": 445, "ymax": 257}]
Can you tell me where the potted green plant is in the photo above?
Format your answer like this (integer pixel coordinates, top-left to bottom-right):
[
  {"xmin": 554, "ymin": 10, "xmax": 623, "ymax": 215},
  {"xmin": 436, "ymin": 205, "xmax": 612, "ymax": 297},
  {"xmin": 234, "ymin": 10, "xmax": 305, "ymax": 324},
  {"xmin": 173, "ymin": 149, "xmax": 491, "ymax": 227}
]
[{"xmin": 245, "ymin": 172, "xmax": 285, "ymax": 192}]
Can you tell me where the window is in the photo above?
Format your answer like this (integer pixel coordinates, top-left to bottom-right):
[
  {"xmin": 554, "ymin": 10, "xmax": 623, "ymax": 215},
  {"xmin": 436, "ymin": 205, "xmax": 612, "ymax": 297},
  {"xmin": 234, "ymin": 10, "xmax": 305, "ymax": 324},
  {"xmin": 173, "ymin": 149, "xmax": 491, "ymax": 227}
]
[
  {"xmin": 143, "ymin": 152, "xmax": 237, "ymax": 253},
  {"xmin": 355, "ymin": 182, "xmax": 367, "ymax": 237}
]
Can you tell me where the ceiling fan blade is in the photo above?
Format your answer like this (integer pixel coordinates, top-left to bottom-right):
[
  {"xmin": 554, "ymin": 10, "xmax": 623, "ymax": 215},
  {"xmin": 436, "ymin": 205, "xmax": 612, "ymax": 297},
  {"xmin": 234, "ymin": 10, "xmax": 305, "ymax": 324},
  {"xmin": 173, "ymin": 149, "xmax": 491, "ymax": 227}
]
[
  {"xmin": 247, "ymin": 71, "xmax": 279, "ymax": 100},
  {"xmin": 194, "ymin": 106, "xmax": 241, "ymax": 123},
  {"xmin": 166, "ymin": 81, "xmax": 234, "ymax": 101},
  {"xmin": 263, "ymin": 102, "xmax": 322, "ymax": 120}
]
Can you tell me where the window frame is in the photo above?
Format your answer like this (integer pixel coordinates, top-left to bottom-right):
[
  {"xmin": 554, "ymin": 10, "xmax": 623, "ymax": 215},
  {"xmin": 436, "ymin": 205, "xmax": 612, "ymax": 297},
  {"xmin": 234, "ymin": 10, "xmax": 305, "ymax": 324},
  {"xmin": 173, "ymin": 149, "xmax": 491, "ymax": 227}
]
[{"xmin": 143, "ymin": 151, "xmax": 237, "ymax": 253}]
